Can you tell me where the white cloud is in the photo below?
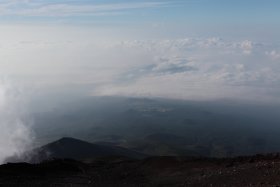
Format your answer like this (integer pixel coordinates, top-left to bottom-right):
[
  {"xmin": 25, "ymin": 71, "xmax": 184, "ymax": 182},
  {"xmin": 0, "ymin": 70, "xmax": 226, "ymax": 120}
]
[
  {"xmin": 240, "ymin": 40, "xmax": 253, "ymax": 55},
  {"xmin": 93, "ymin": 38, "xmax": 280, "ymax": 102},
  {"xmin": 266, "ymin": 50, "xmax": 280, "ymax": 60}
]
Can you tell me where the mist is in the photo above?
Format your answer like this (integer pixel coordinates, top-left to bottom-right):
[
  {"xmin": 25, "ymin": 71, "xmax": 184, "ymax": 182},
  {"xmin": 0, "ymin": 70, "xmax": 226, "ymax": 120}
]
[{"xmin": 0, "ymin": 81, "xmax": 34, "ymax": 163}]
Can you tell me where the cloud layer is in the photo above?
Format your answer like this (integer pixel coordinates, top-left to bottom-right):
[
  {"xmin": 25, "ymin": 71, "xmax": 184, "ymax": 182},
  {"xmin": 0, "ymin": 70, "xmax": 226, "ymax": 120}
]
[
  {"xmin": 90, "ymin": 38, "xmax": 280, "ymax": 101},
  {"xmin": 0, "ymin": 25, "xmax": 280, "ymax": 103}
]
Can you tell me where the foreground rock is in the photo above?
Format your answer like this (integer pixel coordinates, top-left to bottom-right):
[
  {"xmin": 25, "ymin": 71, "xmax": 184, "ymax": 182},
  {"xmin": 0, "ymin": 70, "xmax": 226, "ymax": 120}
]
[{"xmin": 1, "ymin": 154, "xmax": 280, "ymax": 186}]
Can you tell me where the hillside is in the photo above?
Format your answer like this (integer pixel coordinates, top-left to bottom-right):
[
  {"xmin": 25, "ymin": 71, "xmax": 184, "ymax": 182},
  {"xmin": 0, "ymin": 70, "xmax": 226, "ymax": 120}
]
[{"xmin": 7, "ymin": 137, "xmax": 147, "ymax": 163}]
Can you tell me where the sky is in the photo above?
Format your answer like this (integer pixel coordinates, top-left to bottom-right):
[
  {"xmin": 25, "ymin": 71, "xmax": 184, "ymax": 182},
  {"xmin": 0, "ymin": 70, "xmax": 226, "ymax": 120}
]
[{"xmin": 0, "ymin": 0, "xmax": 280, "ymax": 103}]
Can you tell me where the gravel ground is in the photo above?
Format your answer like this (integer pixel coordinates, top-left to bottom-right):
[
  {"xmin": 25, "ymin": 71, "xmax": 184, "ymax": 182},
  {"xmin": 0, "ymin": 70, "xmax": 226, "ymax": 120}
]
[{"xmin": 1, "ymin": 154, "xmax": 280, "ymax": 186}]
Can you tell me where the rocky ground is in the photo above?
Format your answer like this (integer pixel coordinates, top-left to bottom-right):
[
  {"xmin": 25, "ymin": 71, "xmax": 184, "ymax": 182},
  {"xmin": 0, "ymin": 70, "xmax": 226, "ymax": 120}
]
[{"xmin": 1, "ymin": 154, "xmax": 280, "ymax": 186}]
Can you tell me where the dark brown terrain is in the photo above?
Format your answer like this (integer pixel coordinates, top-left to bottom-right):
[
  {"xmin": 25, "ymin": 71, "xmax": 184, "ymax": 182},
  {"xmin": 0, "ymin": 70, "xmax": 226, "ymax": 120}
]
[{"xmin": 2, "ymin": 154, "xmax": 280, "ymax": 186}]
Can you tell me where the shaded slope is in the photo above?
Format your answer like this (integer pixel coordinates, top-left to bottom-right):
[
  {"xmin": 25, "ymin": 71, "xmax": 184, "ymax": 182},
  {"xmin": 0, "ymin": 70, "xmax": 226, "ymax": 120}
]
[
  {"xmin": 7, "ymin": 137, "xmax": 147, "ymax": 163},
  {"xmin": 35, "ymin": 137, "xmax": 147, "ymax": 161}
]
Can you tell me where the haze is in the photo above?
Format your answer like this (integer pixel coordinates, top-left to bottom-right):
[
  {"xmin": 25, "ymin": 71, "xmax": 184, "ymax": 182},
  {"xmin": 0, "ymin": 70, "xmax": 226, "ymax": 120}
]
[{"xmin": 0, "ymin": 0, "xmax": 280, "ymax": 163}]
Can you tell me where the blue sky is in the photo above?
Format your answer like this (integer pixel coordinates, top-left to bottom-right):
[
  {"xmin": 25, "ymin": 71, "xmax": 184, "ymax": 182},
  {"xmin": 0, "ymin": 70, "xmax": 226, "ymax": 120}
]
[
  {"xmin": 0, "ymin": 0, "xmax": 279, "ymax": 40},
  {"xmin": 0, "ymin": 0, "xmax": 279, "ymax": 25}
]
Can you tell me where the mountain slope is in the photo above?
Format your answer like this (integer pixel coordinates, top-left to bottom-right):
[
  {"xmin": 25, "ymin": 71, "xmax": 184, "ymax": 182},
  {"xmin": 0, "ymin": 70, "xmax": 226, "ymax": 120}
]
[{"xmin": 8, "ymin": 137, "xmax": 147, "ymax": 163}]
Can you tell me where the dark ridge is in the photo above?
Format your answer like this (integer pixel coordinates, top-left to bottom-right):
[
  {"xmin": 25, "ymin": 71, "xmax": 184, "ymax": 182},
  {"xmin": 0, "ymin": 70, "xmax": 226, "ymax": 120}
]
[{"xmin": 9, "ymin": 137, "xmax": 147, "ymax": 163}]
